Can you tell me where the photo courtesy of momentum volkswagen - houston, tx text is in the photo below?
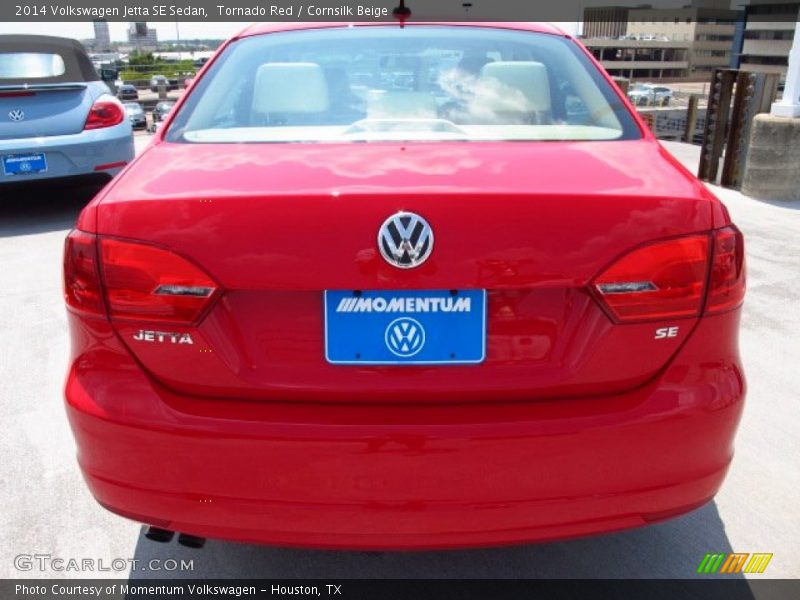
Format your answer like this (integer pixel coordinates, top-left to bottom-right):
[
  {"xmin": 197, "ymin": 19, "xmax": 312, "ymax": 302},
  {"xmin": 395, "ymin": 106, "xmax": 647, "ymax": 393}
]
[{"xmin": 61, "ymin": 20, "xmax": 748, "ymax": 550}]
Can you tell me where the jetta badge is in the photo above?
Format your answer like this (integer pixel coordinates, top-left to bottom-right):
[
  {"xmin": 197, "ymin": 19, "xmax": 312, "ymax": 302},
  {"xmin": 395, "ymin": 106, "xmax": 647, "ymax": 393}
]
[
  {"xmin": 378, "ymin": 211, "xmax": 433, "ymax": 269},
  {"xmin": 8, "ymin": 109, "xmax": 24, "ymax": 122}
]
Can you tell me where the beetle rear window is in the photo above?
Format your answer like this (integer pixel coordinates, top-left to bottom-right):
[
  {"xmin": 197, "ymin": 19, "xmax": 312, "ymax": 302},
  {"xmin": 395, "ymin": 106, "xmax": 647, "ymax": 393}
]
[
  {"xmin": 0, "ymin": 52, "xmax": 66, "ymax": 79},
  {"xmin": 167, "ymin": 26, "xmax": 640, "ymax": 144}
]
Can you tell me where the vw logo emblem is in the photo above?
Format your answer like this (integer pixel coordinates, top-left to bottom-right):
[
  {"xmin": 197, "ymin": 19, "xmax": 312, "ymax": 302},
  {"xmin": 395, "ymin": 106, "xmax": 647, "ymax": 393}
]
[
  {"xmin": 8, "ymin": 109, "xmax": 24, "ymax": 122},
  {"xmin": 385, "ymin": 317, "xmax": 425, "ymax": 358},
  {"xmin": 378, "ymin": 211, "xmax": 433, "ymax": 269}
]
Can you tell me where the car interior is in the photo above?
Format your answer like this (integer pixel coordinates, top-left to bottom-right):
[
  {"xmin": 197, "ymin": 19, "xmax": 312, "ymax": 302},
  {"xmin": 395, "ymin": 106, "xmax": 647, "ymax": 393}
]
[{"xmin": 172, "ymin": 27, "xmax": 636, "ymax": 142}]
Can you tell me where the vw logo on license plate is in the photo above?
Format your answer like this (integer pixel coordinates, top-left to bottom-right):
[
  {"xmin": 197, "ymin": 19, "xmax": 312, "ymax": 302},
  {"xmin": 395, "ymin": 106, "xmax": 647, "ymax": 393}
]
[{"xmin": 385, "ymin": 317, "xmax": 425, "ymax": 357}]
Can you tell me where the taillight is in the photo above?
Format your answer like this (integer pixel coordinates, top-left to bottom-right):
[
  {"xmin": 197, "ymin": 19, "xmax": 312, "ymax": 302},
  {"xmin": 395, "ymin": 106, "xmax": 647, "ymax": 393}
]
[
  {"xmin": 63, "ymin": 230, "xmax": 105, "ymax": 317},
  {"xmin": 593, "ymin": 228, "xmax": 746, "ymax": 323},
  {"xmin": 99, "ymin": 238, "xmax": 218, "ymax": 324},
  {"xmin": 706, "ymin": 226, "xmax": 745, "ymax": 314},
  {"xmin": 593, "ymin": 234, "xmax": 710, "ymax": 322},
  {"xmin": 84, "ymin": 99, "xmax": 124, "ymax": 130}
]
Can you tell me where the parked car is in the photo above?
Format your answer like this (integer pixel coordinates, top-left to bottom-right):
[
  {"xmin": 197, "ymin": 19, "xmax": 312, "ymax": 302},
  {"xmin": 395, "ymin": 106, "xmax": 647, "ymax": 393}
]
[
  {"xmin": 123, "ymin": 102, "xmax": 146, "ymax": 130},
  {"xmin": 652, "ymin": 86, "xmax": 674, "ymax": 106},
  {"xmin": 628, "ymin": 83, "xmax": 673, "ymax": 106},
  {"xmin": 116, "ymin": 84, "xmax": 138, "ymax": 101},
  {"xmin": 148, "ymin": 101, "xmax": 174, "ymax": 133},
  {"xmin": 64, "ymin": 22, "xmax": 746, "ymax": 550},
  {"xmin": 152, "ymin": 101, "xmax": 174, "ymax": 123},
  {"xmin": 149, "ymin": 74, "xmax": 178, "ymax": 92},
  {"xmin": 0, "ymin": 35, "xmax": 133, "ymax": 189}
]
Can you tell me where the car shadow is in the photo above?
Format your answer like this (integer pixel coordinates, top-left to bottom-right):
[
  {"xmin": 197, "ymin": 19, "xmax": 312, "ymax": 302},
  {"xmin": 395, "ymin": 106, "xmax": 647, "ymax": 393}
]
[
  {"xmin": 0, "ymin": 184, "xmax": 100, "ymax": 238},
  {"xmin": 127, "ymin": 501, "xmax": 751, "ymax": 582}
]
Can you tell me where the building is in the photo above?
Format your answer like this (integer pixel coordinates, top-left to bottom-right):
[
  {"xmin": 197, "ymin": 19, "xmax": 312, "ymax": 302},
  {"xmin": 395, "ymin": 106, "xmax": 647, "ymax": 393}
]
[
  {"xmin": 735, "ymin": 0, "xmax": 799, "ymax": 80},
  {"xmin": 584, "ymin": 38, "xmax": 691, "ymax": 80},
  {"xmin": 153, "ymin": 51, "xmax": 215, "ymax": 63},
  {"xmin": 626, "ymin": 2, "xmax": 738, "ymax": 78},
  {"xmin": 127, "ymin": 22, "xmax": 158, "ymax": 51},
  {"xmin": 582, "ymin": 0, "xmax": 738, "ymax": 80},
  {"xmin": 89, "ymin": 52, "xmax": 124, "ymax": 64},
  {"xmin": 92, "ymin": 20, "xmax": 110, "ymax": 51},
  {"xmin": 583, "ymin": 6, "xmax": 630, "ymax": 39}
]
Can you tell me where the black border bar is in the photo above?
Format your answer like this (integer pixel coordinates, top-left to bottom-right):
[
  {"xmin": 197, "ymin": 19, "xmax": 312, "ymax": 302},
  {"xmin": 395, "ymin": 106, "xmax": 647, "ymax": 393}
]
[
  {"xmin": 3, "ymin": 1, "xmax": 800, "ymax": 23},
  {"xmin": 4, "ymin": 579, "xmax": 800, "ymax": 600}
]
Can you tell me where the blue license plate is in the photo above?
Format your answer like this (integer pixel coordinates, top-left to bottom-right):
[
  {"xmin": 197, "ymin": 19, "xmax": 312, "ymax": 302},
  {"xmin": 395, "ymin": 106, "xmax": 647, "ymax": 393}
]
[
  {"xmin": 324, "ymin": 290, "xmax": 486, "ymax": 365},
  {"xmin": 3, "ymin": 152, "xmax": 47, "ymax": 176}
]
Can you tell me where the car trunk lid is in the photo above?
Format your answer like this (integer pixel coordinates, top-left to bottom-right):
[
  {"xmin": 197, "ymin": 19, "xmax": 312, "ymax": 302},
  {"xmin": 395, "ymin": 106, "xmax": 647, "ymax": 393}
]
[
  {"xmin": 93, "ymin": 140, "xmax": 717, "ymax": 403},
  {"xmin": 0, "ymin": 84, "xmax": 94, "ymax": 139}
]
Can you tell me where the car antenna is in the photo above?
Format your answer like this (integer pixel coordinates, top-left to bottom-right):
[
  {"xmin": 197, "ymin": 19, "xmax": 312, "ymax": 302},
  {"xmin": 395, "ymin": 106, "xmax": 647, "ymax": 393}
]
[{"xmin": 392, "ymin": 0, "xmax": 411, "ymax": 27}]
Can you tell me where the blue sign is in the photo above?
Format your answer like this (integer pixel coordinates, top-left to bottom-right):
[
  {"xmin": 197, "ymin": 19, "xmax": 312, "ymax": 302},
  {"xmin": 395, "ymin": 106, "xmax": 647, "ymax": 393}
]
[{"xmin": 324, "ymin": 289, "xmax": 486, "ymax": 365}]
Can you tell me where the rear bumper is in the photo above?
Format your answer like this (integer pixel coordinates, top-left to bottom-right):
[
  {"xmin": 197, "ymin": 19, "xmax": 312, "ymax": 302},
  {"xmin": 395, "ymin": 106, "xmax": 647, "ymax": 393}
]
[
  {"xmin": 65, "ymin": 310, "xmax": 745, "ymax": 549},
  {"xmin": 0, "ymin": 122, "xmax": 134, "ymax": 185}
]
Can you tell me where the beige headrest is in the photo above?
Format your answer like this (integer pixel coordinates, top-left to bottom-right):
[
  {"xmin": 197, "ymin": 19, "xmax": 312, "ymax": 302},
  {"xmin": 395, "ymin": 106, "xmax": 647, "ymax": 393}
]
[
  {"xmin": 479, "ymin": 61, "xmax": 551, "ymax": 114},
  {"xmin": 367, "ymin": 92, "xmax": 438, "ymax": 119},
  {"xmin": 252, "ymin": 62, "xmax": 329, "ymax": 114}
]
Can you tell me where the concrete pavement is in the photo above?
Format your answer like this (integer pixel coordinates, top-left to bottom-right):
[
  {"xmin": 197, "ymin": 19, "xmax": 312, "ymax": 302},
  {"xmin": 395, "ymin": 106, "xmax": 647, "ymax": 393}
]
[{"xmin": 0, "ymin": 138, "xmax": 797, "ymax": 579}]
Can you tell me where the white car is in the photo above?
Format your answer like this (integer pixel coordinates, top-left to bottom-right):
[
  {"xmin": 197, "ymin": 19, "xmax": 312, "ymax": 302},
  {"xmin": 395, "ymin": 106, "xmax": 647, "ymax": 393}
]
[{"xmin": 628, "ymin": 84, "xmax": 673, "ymax": 107}]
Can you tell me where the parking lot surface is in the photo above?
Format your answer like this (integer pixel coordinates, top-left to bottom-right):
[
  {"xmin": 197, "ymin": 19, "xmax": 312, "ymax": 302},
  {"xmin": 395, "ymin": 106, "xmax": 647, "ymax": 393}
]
[{"xmin": 0, "ymin": 137, "xmax": 797, "ymax": 579}]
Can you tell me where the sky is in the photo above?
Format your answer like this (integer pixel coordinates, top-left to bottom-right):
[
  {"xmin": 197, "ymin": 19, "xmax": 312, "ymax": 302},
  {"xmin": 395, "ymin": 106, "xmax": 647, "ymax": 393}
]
[{"xmin": 0, "ymin": 21, "xmax": 581, "ymax": 42}]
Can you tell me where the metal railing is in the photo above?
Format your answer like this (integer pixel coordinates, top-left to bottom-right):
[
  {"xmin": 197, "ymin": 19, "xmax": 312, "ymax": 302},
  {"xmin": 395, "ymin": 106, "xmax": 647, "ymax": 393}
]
[{"xmin": 620, "ymin": 69, "xmax": 779, "ymax": 189}]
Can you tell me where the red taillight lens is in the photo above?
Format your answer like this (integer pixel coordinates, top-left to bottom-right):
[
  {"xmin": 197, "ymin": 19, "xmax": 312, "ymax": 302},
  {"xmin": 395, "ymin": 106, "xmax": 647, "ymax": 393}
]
[
  {"xmin": 64, "ymin": 230, "xmax": 105, "ymax": 317},
  {"xmin": 84, "ymin": 100, "xmax": 124, "ymax": 130},
  {"xmin": 99, "ymin": 238, "xmax": 218, "ymax": 324},
  {"xmin": 706, "ymin": 226, "xmax": 745, "ymax": 314},
  {"xmin": 593, "ymin": 234, "xmax": 710, "ymax": 322}
]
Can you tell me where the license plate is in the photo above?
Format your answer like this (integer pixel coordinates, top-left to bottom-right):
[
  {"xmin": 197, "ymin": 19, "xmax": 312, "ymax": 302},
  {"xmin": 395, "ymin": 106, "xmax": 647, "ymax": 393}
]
[
  {"xmin": 324, "ymin": 290, "xmax": 486, "ymax": 365},
  {"xmin": 3, "ymin": 152, "xmax": 47, "ymax": 176}
]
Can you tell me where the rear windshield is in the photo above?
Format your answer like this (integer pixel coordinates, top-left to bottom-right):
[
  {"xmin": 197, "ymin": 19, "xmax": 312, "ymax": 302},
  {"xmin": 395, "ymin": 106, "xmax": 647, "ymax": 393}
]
[
  {"xmin": 0, "ymin": 36, "xmax": 99, "ymax": 84},
  {"xmin": 0, "ymin": 52, "xmax": 66, "ymax": 79},
  {"xmin": 167, "ymin": 26, "xmax": 640, "ymax": 144}
]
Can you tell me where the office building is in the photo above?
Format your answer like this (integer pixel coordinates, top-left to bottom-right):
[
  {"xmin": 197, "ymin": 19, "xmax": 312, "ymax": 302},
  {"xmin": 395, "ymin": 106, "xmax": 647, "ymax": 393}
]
[
  {"xmin": 92, "ymin": 20, "xmax": 110, "ymax": 51},
  {"xmin": 735, "ymin": 0, "xmax": 799, "ymax": 80}
]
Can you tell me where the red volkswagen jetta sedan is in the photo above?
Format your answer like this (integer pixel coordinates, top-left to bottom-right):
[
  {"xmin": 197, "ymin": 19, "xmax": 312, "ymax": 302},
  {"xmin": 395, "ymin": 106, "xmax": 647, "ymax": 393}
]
[{"xmin": 63, "ymin": 22, "xmax": 746, "ymax": 549}]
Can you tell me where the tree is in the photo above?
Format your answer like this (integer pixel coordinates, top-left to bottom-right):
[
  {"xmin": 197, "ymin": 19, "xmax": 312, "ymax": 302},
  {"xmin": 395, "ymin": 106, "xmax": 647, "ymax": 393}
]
[{"xmin": 128, "ymin": 51, "xmax": 156, "ymax": 66}]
